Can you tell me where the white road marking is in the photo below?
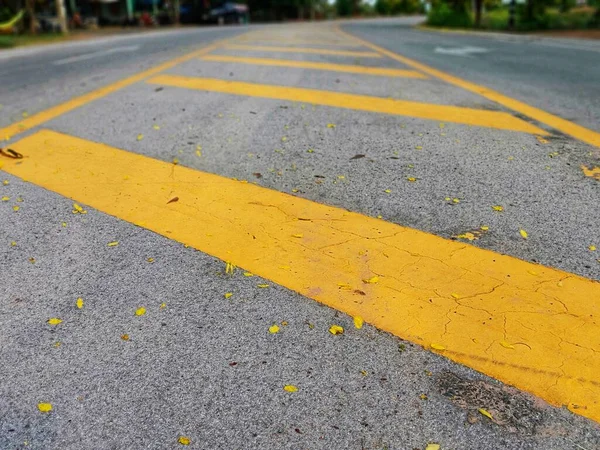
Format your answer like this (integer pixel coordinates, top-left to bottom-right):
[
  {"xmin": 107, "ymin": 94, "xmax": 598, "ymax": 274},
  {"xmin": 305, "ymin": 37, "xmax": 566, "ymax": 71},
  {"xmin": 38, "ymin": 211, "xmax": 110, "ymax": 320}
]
[
  {"xmin": 434, "ymin": 46, "xmax": 489, "ymax": 57},
  {"xmin": 52, "ymin": 45, "xmax": 141, "ymax": 65}
]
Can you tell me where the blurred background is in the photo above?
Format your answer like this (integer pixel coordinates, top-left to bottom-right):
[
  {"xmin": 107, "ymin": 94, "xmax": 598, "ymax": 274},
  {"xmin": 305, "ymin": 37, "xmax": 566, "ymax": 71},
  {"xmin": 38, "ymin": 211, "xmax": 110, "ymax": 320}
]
[{"xmin": 0, "ymin": 0, "xmax": 598, "ymax": 48}]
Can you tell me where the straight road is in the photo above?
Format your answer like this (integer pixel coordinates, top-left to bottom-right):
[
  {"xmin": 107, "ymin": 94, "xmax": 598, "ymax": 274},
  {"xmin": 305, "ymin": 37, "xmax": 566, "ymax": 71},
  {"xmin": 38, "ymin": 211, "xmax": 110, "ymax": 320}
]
[{"xmin": 1, "ymin": 18, "xmax": 599, "ymax": 449}]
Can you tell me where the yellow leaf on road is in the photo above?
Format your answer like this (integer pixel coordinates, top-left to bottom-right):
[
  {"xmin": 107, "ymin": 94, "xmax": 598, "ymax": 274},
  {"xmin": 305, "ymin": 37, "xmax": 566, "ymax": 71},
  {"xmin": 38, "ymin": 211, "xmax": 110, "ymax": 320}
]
[
  {"xmin": 589, "ymin": 245, "xmax": 597, "ymax": 251},
  {"xmin": 12, "ymin": 205, "xmax": 19, "ymax": 212},
  {"xmin": 327, "ymin": 123, "xmax": 336, "ymax": 128},
  {"xmin": 492, "ymin": 205, "xmax": 504, "ymax": 212},
  {"xmin": 353, "ymin": 316, "xmax": 364, "ymax": 329},
  {"xmin": 76, "ymin": 298, "xmax": 84, "ymax": 309},
  {"xmin": 479, "ymin": 408, "xmax": 493, "ymax": 420},
  {"xmin": 224, "ymin": 292, "xmax": 233, "ymax": 299},
  {"xmin": 519, "ymin": 229, "xmax": 528, "ymax": 239},
  {"xmin": 107, "ymin": 241, "xmax": 119, "ymax": 247},
  {"xmin": 407, "ymin": 177, "xmax": 417, "ymax": 182},
  {"xmin": 384, "ymin": 189, "xmax": 391, "ymax": 194},
  {"xmin": 329, "ymin": 325, "xmax": 344, "ymax": 335},
  {"xmin": 37, "ymin": 403, "xmax": 52, "ymax": 413},
  {"xmin": 137, "ymin": 134, "xmax": 144, "ymax": 141},
  {"xmin": 425, "ymin": 444, "xmax": 440, "ymax": 450},
  {"xmin": 500, "ymin": 341, "xmax": 515, "ymax": 349},
  {"xmin": 153, "ymin": 125, "xmax": 160, "ymax": 130},
  {"xmin": 269, "ymin": 324, "xmax": 280, "ymax": 334},
  {"xmin": 243, "ymin": 272, "xmax": 254, "ymax": 277},
  {"xmin": 536, "ymin": 136, "xmax": 549, "ymax": 144},
  {"xmin": 283, "ymin": 385, "xmax": 298, "ymax": 392},
  {"xmin": 121, "ymin": 334, "xmax": 130, "ymax": 341},
  {"xmin": 47, "ymin": 318, "xmax": 62, "ymax": 325},
  {"xmin": 257, "ymin": 284, "xmax": 270, "ymax": 288},
  {"xmin": 292, "ymin": 234, "xmax": 304, "ymax": 238},
  {"xmin": 135, "ymin": 307, "xmax": 146, "ymax": 316},
  {"xmin": 1, "ymin": 196, "xmax": 8, "ymax": 201},
  {"xmin": 178, "ymin": 436, "xmax": 191, "ymax": 445},
  {"xmin": 362, "ymin": 276, "xmax": 379, "ymax": 284},
  {"xmin": 430, "ymin": 343, "xmax": 445, "ymax": 351}
]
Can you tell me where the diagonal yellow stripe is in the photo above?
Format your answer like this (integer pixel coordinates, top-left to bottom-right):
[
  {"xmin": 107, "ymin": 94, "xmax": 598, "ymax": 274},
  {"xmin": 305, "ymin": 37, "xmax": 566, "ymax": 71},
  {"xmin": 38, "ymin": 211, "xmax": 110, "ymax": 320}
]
[
  {"xmin": 5, "ymin": 129, "xmax": 600, "ymax": 423},
  {"xmin": 335, "ymin": 26, "xmax": 600, "ymax": 149},
  {"xmin": 200, "ymin": 54, "xmax": 428, "ymax": 79},
  {"xmin": 147, "ymin": 74, "xmax": 547, "ymax": 135},
  {"xmin": 222, "ymin": 44, "xmax": 383, "ymax": 58}
]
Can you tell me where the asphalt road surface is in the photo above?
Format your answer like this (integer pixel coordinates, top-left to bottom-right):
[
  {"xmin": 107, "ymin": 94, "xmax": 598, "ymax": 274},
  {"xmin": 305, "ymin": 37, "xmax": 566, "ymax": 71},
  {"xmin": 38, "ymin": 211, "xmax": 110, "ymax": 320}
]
[{"xmin": 1, "ymin": 18, "xmax": 599, "ymax": 450}]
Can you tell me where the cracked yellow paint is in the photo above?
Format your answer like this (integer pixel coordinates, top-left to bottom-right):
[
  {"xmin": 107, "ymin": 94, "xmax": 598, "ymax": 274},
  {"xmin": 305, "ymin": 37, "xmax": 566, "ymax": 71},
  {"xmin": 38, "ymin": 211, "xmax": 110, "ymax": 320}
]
[
  {"xmin": 146, "ymin": 75, "xmax": 547, "ymax": 135},
  {"xmin": 5, "ymin": 129, "xmax": 600, "ymax": 423}
]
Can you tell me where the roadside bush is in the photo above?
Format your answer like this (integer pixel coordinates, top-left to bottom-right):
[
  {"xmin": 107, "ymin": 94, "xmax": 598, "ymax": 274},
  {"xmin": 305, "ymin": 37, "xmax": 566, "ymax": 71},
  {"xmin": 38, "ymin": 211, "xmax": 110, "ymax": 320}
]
[
  {"xmin": 427, "ymin": 1, "xmax": 473, "ymax": 27},
  {"xmin": 481, "ymin": 8, "xmax": 508, "ymax": 29}
]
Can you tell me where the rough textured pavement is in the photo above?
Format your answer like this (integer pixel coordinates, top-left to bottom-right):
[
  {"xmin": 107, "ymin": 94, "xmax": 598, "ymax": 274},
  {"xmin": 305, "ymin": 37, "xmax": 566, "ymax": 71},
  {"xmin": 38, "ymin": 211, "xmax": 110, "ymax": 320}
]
[{"xmin": 1, "ymin": 18, "xmax": 599, "ymax": 450}]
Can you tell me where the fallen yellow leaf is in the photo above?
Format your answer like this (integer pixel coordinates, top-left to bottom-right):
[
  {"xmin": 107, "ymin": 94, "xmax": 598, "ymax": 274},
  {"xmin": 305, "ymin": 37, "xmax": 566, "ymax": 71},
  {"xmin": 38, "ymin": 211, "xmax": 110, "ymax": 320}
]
[
  {"xmin": 160, "ymin": 302, "xmax": 166, "ymax": 309},
  {"xmin": 107, "ymin": 241, "xmax": 119, "ymax": 247},
  {"xmin": 292, "ymin": 234, "xmax": 304, "ymax": 238},
  {"xmin": 329, "ymin": 325, "xmax": 344, "ymax": 335},
  {"xmin": 383, "ymin": 189, "xmax": 391, "ymax": 194},
  {"xmin": 224, "ymin": 292, "xmax": 233, "ymax": 299},
  {"xmin": 425, "ymin": 444, "xmax": 440, "ymax": 450},
  {"xmin": 225, "ymin": 261, "xmax": 236, "ymax": 274},
  {"xmin": 12, "ymin": 206, "xmax": 19, "ymax": 212},
  {"xmin": 178, "ymin": 436, "xmax": 191, "ymax": 445},
  {"xmin": 269, "ymin": 324, "xmax": 280, "ymax": 334},
  {"xmin": 135, "ymin": 307, "xmax": 146, "ymax": 316},
  {"xmin": 353, "ymin": 316, "xmax": 364, "ymax": 329},
  {"xmin": 519, "ymin": 229, "xmax": 528, "ymax": 239},
  {"xmin": 243, "ymin": 272, "xmax": 254, "ymax": 277},
  {"xmin": 1, "ymin": 196, "xmax": 8, "ymax": 201},
  {"xmin": 589, "ymin": 245, "xmax": 597, "ymax": 251},
  {"xmin": 407, "ymin": 177, "xmax": 416, "ymax": 182},
  {"xmin": 536, "ymin": 136, "xmax": 549, "ymax": 144},
  {"xmin": 362, "ymin": 276, "xmax": 379, "ymax": 284},
  {"xmin": 419, "ymin": 393, "xmax": 428, "ymax": 400},
  {"xmin": 121, "ymin": 334, "xmax": 130, "ymax": 341},
  {"xmin": 153, "ymin": 124, "xmax": 160, "ymax": 130},
  {"xmin": 47, "ymin": 318, "xmax": 62, "ymax": 325},
  {"xmin": 492, "ymin": 205, "xmax": 504, "ymax": 212},
  {"xmin": 147, "ymin": 257, "xmax": 154, "ymax": 263},
  {"xmin": 451, "ymin": 293, "xmax": 460, "ymax": 299},
  {"xmin": 137, "ymin": 134, "xmax": 144, "ymax": 141},
  {"xmin": 327, "ymin": 123, "xmax": 336, "ymax": 128},
  {"xmin": 76, "ymin": 297, "xmax": 84, "ymax": 309},
  {"xmin": 283, "ymin": 385, "xmax": 298, "ymax": 392},
  {"xmin": 257, "ymin": 284, "xmax": 270, "ymax": 288},
  {"xmin": 37, "ymin": 403, "xmax": 52, "ymax": 413},
  {"xmin": 500, "ymin": 341, "xmax": 515, "ymax": 349},
  {"xmin": 479, "ymin": 408, "xmax": 493, "ymax": 420},
  {"xmin": 430, "ymin": 343, "xmax": 445, "ymax": 351}
]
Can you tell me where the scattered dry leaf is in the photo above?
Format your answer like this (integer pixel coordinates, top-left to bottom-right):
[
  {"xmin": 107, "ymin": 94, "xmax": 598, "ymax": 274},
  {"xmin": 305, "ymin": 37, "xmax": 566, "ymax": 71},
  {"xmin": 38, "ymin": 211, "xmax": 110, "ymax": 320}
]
[
  {"xmin": 519, "ymin": 229, "xmax": 528, "ymax": 239},
  {"xmin": 47, "ymin": 318, "xmax": 62, "ymax": 325},
  {"xmin": 353, "ymin": 316, "xmax": 364, "ymax": 329},
  {"xmin": 76, "ymin": 298, "xmax": 84, "ymax": 309},
  {"xmin": 107, "ymin": 241, "xmax": 119, "ymax": 247},
  {"xmin": 135, "ymin": 307, "xmax": 146, "ymax": 316},
  {"xmin": 224, "ymin": 292, "xmax": 233, "ymax": 299},
  {"xmin": 269, "ymin": 324, "xmax": 280, "ymax": 334},
  {"xmin": 492, "ymin": 205, "xmax": 503, "ymax": 212},
  {"xmin": 37, "ymin": 403, "xmax": 52, "ymax": 413},
  {"xmin": 430, "ymin": 343, "xmax": 445, "ymax": 351},
  {"xmin": 283, "ymin": 385, "xmax": 298, "ymax": 392},
  {"xmin": 178, "ymin": 436, "xmax": 191, "ymax": 445},
  {"xmin": 257, "ymin": 284, "xmax": 270, "ymax": 288},
  {"xmin": 121, "ymin": 334, "xmax": 130, "ymax": 341},
  {"xmin": 478, "ymin": 408, "xmax": 493, "ymax": 420},
  {"xmin": 329, "ymin": 325, "xmax": 344, "ymax": 335},
  {"xmin": 137, "ymin": 134, "xmax": 144, "ymax": 141}
]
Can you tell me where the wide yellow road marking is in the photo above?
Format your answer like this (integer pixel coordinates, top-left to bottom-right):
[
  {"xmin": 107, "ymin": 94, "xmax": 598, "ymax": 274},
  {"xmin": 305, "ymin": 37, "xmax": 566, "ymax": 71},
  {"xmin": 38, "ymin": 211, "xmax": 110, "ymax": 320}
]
[
  {"xmin": 201, "ymin": 54, "xmax": 428, "ymax": 79},
  {"xmin": 235, "ymin": 39, "xmax": 359, "ymax": 47},
  {"xmin": 147, "ymin": 74, "xmax": 547, "ymax": 135},
  {"xmin": 336, "ymin": 26, "xmax": 600, "ymax": 149},
  {"xmin": 0, "ymin": 34, "xmax": 244, "ymax": 143},
  {"xmin": 222, "ymin": 44, "xmax": 383, "ymax": 58},
  {"xmin": 5, "ymin": 129, "xmax": 600, "ymax": 423}
]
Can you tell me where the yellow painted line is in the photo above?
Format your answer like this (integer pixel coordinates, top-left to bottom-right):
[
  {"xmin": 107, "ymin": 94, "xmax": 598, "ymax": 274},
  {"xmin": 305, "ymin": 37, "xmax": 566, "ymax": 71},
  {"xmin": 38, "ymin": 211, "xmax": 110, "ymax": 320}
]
[
  {"xmin": 0, "ymin": 34, "xmax": 244, "ymax": 143},
  {"xmin": 336, "ymin": 26, "xmax": 600, "ymax": 149},
  {"xmin": 200, "ymin": 54, "xmax": 428, "ymax": 79},
  {"xmin": 234, "ymin": 37, "xmax": 358, "ymax": 47},
  {"xmin": 222, "ymin": 44, "xmax": 383, "ymax": 58},
  {"xmin": 5, "ymin": 129, "xmax": 600, "ymax": 423},
  {"xmin": 582, "ymin": 165, "xmax": 600, "ymax": 181},
  {"xmin": 147, "ymin": 74, "xmax": 547, "ymax": 135}
]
